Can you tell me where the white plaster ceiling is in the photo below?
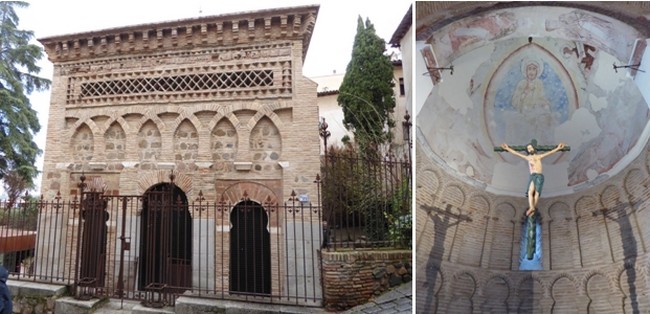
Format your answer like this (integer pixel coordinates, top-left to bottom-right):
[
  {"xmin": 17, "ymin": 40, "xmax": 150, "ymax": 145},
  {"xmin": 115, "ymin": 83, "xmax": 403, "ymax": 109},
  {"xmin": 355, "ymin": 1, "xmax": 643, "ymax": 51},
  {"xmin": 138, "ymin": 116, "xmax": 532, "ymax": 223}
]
[{"xmin": 416, "ymin": 3, "xmax": 650, "ymax": 196}]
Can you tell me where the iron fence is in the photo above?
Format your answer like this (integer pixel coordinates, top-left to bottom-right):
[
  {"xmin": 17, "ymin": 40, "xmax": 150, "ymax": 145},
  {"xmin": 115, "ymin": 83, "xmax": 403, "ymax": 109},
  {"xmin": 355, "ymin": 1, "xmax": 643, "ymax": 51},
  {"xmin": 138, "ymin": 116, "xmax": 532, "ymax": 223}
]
[
  {"xmin": 0, "ymin": 177, "xmax": 324, "ymax": 308},
  {"xmin": 0, "ymin": 120, "xmax": 413, "ymax": 308},
  {"xmin": 318, "ymin": 112, "xmax": 413, "ymax": 251},
  {"xmin": 320, "ymin": 149, "xmax": 412, "ymax": 251}
]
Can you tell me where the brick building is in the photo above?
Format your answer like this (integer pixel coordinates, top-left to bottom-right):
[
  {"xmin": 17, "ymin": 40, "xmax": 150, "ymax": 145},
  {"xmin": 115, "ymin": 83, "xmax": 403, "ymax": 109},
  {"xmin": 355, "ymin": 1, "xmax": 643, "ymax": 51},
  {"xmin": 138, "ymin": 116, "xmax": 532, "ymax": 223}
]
[{"xmin": 35, "ymin": 5, "xmax": 323, "ymax": 306}]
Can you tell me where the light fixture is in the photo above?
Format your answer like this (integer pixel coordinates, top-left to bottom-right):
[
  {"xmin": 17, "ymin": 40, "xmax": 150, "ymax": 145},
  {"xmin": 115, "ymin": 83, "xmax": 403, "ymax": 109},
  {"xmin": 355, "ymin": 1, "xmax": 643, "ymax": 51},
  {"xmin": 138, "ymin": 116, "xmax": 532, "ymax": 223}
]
[
  {"xmin": 402, "ymin": 111, "xmax": 411, "ymax": 143},
  {"xmin": 423, "ymin": 65, "xmax": 453, "ymax": 76}
]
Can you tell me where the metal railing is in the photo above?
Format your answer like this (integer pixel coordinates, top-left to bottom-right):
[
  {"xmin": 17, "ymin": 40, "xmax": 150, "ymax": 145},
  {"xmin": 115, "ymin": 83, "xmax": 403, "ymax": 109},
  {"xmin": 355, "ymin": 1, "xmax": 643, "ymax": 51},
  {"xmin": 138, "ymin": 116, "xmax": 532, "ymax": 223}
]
[
  {"xmin": 318, "ymin": 112, "xmax": 413, "ymax": 251},
  {"xmin": 0, "ymin": 114, "xmax": 413, "ymax": 305},
  {"xmin": 320, "ymin": 149, "xmax": 412, "ymax": 250},
  {"xmin": 0, "ymin": 177, "xmax": 324, "ymax": 307}
]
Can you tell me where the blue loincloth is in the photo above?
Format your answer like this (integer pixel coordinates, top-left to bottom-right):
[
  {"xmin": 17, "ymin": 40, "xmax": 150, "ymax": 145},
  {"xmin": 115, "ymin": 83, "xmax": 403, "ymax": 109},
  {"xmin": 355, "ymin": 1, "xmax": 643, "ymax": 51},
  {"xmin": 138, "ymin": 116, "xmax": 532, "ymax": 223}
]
[{"xmin": 525, "ymin": 173, "xmax": 544, "ymax": 197}]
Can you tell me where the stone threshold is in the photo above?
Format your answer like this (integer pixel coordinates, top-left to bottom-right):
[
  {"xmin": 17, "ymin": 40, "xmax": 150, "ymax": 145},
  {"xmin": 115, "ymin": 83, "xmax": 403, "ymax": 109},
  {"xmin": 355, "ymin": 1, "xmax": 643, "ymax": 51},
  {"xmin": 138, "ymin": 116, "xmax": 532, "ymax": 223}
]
[{"xmin": 8, "ymin": 281, "xmax": 326, "ymax": 314}]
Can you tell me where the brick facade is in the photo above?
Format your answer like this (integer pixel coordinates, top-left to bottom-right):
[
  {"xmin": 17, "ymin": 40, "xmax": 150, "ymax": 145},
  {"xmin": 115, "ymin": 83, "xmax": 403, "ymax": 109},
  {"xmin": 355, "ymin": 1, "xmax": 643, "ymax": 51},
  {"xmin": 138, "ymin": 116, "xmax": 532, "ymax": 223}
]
[
  {"xmin": 35, "ymin": 5, "xmax": 323, "ymax": 304},
  {"xmin": 38, "ymin": 6, "xmax": 321, "ymax": 202}
]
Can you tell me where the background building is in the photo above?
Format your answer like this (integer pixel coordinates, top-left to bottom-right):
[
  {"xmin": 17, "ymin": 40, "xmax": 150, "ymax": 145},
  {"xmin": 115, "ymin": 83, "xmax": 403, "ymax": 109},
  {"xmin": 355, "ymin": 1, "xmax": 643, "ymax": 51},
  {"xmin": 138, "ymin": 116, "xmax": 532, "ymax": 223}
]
[{"xmin": 313, "ymin": 58, "xmax": 408, "ymax": 152}]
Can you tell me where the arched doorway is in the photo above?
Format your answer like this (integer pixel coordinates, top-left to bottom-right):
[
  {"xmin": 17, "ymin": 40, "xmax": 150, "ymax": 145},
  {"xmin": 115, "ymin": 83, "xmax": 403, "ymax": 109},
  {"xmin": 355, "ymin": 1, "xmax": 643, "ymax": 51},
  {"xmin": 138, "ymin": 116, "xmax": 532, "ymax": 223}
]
[
  {"xmin": 229, "ymin": 200, "xmax": 271, "ymax": 295},
  {"xmin": 78, "ymin": 191, "xmax": 109, "ymax": 288},
  {"xmin": 138, "ymin": 183, "xmax": 192, "ymax": 292}
]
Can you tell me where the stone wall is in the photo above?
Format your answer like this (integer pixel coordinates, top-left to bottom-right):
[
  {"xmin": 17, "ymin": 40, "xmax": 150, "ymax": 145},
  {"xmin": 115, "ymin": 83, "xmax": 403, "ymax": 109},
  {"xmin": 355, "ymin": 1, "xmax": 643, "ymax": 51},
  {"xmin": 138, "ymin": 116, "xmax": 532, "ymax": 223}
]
[
  {"xmin": 8, "ymin": 281, "xmax": 67, "ymax": 314},
  {"xmin": 321, "ymin": 250, "xmax": 412, "ymax": 311},
  {"xmin": 415, "ymin": 138, "xmax": 650, "ymax": 313}
]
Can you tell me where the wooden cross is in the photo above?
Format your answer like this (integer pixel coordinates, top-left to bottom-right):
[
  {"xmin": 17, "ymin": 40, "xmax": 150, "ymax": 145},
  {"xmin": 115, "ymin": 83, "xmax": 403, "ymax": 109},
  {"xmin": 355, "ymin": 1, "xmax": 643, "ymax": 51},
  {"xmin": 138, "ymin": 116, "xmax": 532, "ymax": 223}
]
[
  {"xmin": 493, "ymin": 138, "xmax": 571, "ymax": 152},
  {"xmin": 493, "ymin": 138, "xmax": 570, "ymax": 260}
]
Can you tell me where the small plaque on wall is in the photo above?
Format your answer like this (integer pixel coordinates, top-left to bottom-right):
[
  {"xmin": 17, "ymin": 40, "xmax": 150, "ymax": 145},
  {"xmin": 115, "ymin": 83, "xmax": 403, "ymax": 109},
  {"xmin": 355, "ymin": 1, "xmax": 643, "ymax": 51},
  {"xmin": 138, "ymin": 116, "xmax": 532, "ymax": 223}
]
[{"xmin": 234, "ymin": 161, "xmax": 253, "ymax": 171}]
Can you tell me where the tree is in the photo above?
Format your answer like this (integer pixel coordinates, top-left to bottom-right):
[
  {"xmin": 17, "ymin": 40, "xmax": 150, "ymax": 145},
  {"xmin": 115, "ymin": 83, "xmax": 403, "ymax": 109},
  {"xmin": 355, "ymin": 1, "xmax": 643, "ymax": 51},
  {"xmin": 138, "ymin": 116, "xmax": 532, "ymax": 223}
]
[
  {"xmin": 2, "ymin": 170, "xmax": 26, "ymax": 210},
  {"xmin": 0, "ymin": 1, "xmax": 50, "ymax": 187},
  {"xmin": 337, "ymin": 16, "xmax": 395, "ymax": 153}
]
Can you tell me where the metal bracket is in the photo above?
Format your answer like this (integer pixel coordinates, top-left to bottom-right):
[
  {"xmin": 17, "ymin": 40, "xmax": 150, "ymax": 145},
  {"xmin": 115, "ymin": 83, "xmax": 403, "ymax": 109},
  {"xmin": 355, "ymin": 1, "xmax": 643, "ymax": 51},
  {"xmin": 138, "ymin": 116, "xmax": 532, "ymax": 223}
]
[{"xmin": 613, "ymin": 62, "xmax": 645, "ymax": 73}]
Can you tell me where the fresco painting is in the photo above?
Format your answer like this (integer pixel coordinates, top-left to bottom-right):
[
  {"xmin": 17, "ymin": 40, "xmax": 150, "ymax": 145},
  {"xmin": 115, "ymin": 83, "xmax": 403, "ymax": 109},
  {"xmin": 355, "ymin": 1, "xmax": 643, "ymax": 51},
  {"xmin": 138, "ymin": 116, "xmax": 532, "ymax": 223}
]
[
  {"xmin": 418, "ymin": 8, "xmax": 650, "ymax": 195},
  {"xmin": 486, "ymin": 43, "xmax": 577, "ymax": 157},
  {"xmin": 545, "ymin": 10, "xmax": 637, "ymax": 61},
  {"xmin": 567, "ymin": 83, "xmax": 649, "ymax": 185},
  {"xmin": 431, "ymin": 11, "xmax": 517, "ymax": 66}
]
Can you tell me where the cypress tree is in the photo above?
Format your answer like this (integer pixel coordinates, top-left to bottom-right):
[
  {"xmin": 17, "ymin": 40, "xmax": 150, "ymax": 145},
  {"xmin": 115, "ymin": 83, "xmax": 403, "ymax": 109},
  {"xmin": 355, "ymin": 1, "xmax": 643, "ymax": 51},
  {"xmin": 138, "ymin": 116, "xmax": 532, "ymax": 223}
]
[
  {"xmin": 0, "ymin": 1, "xmax": 50, "ymax": 187},
  {"xmin": 337, "ymin": 16, "xmax": 396, "ymax": 154}
]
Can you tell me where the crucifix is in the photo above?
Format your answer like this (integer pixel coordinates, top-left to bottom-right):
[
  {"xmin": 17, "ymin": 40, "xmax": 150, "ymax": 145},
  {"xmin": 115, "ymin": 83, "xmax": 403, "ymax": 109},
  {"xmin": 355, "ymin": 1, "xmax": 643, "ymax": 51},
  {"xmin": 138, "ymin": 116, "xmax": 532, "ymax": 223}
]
[
  {"xmin": 493, "ymin": 139, "xmax": 571, "ymax": 154},
  {"xmin": 494, "ymin": 139, "xmax": 570, "ymax": 260}
]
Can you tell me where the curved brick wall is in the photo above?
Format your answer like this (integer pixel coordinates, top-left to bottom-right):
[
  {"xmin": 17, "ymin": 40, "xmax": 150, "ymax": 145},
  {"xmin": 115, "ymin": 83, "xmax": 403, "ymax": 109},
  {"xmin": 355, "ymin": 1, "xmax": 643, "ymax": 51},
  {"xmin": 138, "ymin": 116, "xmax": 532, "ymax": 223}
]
[
  {"xmin": 415, "ymin": 140, "xmax": 650, "ymax": 313},
  {"xmin": 322, "ymin": 250, "xmax": 412, "ymax": 311}
]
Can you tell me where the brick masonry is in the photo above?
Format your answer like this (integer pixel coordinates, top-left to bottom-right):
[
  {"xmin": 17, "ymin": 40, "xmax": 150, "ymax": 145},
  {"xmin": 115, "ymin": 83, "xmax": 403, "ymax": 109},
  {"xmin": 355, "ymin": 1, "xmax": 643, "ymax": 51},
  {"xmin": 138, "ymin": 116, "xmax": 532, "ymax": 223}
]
[
  {"xmin": 34, "ymin": 6, "xmax": 323, "ymax": 302},
  {"xmin": 416, "ymin": 137, "xmax": 650, "ymax": 313},
  {"xmin": 321, "ymin": 250, "xmax": 412, "ymax": 311},
  {"xmin": 38, "ymin": 5, "xmax": 321, "ymax": 203}
]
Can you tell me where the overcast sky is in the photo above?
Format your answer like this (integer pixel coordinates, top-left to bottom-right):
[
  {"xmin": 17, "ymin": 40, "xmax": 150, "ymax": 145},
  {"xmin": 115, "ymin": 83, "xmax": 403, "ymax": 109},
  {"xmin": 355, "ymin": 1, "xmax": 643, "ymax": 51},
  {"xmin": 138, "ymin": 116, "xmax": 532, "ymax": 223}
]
[{"xmin": 11, "ymin": 0, "xmax": 411, "ymax": 194}]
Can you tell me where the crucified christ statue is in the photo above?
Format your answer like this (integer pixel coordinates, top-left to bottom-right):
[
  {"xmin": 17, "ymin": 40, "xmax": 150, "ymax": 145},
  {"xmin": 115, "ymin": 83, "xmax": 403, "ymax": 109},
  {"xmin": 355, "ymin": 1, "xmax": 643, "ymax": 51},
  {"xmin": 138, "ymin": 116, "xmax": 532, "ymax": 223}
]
[{"xmin": 496, "ymin": 139, "xmax": 568, "ymax": 217}]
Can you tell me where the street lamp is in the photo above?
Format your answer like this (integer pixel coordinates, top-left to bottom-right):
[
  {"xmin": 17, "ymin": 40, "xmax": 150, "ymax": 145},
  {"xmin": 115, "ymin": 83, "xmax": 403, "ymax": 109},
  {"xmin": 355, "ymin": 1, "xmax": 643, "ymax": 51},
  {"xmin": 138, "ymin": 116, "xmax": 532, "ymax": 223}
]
[
  {"xmin": 402, "ymin": 111, "xmax": 411, "ymax": 143},
  {"xmin": 319, "ymin": 117, "xmax": 331, "ymax": 163},
  {"xmin": 402, "ymin": 110, "xmax": 412, "ymax": 163}
]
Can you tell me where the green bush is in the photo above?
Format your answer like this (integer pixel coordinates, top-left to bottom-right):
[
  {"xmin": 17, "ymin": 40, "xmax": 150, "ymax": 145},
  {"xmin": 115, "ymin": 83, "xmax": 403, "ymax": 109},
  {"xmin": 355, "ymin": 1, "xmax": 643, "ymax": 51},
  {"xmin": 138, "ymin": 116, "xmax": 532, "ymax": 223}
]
[{"xmin": 321, "ymin": 145, "xmax": 411, "ymax": 246}]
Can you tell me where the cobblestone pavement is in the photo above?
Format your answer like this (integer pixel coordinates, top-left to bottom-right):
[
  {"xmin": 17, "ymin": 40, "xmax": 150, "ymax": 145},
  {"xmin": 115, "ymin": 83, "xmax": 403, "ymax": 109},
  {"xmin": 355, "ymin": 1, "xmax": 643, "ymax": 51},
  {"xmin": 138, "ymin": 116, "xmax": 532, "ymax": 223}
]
[{"xmin": 343, "ymin": 283, "xmax": 412, "ymax": 314}]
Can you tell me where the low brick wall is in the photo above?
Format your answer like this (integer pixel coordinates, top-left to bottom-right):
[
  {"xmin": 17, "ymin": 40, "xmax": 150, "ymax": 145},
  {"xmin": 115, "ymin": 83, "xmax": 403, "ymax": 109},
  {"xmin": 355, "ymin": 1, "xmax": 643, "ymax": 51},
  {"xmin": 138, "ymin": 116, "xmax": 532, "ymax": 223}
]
[{"xmin": 321, "ymin": 250, "xmax": 412, "ymax": 311}]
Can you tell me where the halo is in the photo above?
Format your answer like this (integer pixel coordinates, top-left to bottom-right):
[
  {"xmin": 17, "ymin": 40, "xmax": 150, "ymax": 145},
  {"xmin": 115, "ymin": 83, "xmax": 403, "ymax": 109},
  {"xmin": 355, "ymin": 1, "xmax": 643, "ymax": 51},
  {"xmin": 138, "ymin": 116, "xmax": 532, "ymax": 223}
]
[{"xmin": 520, "ymin": 56, "xmax": 545, "ymax": 80}]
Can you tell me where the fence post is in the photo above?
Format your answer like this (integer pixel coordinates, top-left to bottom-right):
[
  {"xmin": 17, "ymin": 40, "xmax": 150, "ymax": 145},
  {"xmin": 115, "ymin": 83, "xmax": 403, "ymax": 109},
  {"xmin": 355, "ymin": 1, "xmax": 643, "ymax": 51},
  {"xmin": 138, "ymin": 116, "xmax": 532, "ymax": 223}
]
[
  {"xmin": 314, "ymin": 174, "xmax": 325, "ymax": 305},
  {"xmin": 73, "ymin": 173, "xmax": 87, "ymax": 298}
]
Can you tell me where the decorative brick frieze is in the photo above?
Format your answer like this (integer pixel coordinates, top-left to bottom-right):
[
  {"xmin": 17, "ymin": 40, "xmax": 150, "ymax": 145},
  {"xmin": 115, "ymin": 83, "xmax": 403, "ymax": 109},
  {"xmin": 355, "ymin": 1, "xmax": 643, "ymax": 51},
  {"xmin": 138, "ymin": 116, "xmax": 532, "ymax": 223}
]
[
  {"xmin": 39, "ymin": 5, "xmax": 320, "ymax": 204},
  {"xmin": 39, "ymin": 6, "xmax": 317, "ymax": 62},
  {"xmin": 63, "ymin": 52, "xmax": 294, "ymax": 105}
]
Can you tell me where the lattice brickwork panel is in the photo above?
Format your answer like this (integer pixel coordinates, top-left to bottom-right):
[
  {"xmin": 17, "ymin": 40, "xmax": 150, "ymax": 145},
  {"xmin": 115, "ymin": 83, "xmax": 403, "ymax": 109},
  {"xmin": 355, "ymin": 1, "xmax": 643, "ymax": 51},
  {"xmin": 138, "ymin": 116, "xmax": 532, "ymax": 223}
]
[{"xmin": 66, "ymin": 62, "xmax": 292, "ymax": 106}]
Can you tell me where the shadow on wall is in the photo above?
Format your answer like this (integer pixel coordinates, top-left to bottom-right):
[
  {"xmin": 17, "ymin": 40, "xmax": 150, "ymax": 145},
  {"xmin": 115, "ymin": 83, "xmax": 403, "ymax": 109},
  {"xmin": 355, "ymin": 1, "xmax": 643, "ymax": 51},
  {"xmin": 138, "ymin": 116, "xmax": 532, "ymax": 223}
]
[
  {"xmin": 416, "ymin": 187, "xmax": 645, "ymax": 313},
  {"xmin": 418, "ymin": 203, "xmax": 471, "ymax": 313},
  {"xmin": 593, "ymin": 201, "xmax": 640, "ymax": 314}
]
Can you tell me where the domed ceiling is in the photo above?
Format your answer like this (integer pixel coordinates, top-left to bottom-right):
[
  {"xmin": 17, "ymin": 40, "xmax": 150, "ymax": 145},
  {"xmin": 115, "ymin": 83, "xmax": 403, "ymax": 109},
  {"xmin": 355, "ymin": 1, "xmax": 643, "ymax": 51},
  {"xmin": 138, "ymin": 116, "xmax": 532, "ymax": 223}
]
[{"xmin": 416, "ymin": 2, "xmax": 650, "ymax": 196}]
